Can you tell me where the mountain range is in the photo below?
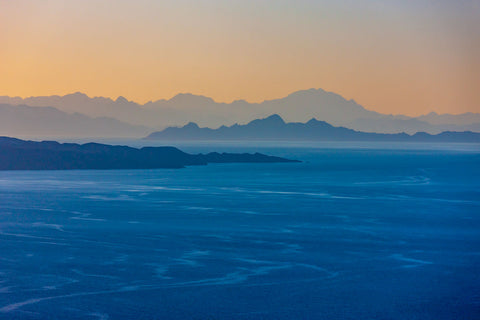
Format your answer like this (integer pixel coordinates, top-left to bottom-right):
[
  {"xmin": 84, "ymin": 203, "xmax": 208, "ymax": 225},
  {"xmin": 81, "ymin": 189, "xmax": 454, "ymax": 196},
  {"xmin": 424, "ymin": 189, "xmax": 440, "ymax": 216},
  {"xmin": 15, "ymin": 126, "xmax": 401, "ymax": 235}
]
[
  {"xmin": 146, "ymin": 114, "xmax": 480, "ymax": 143},
  {"xmin": 1, "ymin": 89, "xmax": 479, "ymax": 138}
]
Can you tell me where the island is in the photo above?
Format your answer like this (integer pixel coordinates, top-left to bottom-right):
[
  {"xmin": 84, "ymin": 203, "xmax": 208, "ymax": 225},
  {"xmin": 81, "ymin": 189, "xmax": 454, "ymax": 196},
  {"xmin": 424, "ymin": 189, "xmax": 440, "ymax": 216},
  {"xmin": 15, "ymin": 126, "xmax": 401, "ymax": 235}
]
[{"xmin": 0, "ymin": 137, "xmax": 299, "ymax": 170}]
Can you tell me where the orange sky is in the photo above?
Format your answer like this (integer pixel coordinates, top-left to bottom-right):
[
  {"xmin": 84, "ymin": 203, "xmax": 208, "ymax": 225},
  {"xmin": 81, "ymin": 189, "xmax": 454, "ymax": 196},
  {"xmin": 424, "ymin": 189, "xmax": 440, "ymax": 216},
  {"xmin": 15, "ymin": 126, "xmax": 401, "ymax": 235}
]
[{"xmin": 1, "ymin": 0, "xmax": 478, "ymax": 115}]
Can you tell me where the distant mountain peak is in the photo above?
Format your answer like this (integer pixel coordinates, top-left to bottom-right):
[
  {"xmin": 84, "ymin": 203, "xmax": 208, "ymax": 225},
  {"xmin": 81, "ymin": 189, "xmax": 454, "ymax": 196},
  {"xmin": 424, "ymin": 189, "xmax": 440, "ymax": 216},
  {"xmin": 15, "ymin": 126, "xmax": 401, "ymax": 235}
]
[
  {"xmin": 64, "ymin": 92, "xmax": 89, "ymax": 99},
  {"xmin": 285, "ymin": 88, "xmax": 325, "ymax": 98},
  {"xmin": 168, "ymin": 93, "xmax": 215, "ymax": 105},
  {"xmin": 71, "ymin": 92, "xmax": 88, "ymax": 97},
  {"xmin": 171, "ymin": 93, "xmax": 194, "ymax": 99},
  {"xmin": 260, "ymin": 114, "xmax": 285, "ymax": 124},
  {"xmin": 183, "ymin": 122, "xmax": 199, "ymax": 129},
  {"xmin": 115, "ymin": 96, "xmax": 129, "ymax": 103},
  {"xmin": 232, "ymin": 99, "xmax": 248, "ymax": 104}
]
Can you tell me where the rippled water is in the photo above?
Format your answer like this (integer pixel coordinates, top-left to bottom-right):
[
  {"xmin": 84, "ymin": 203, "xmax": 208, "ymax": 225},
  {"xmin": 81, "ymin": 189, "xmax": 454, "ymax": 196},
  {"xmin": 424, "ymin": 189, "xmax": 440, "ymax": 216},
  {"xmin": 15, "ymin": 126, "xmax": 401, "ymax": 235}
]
[{"xmin": 1, "ymin": 144, "xmax": 479, "ymax": 319}]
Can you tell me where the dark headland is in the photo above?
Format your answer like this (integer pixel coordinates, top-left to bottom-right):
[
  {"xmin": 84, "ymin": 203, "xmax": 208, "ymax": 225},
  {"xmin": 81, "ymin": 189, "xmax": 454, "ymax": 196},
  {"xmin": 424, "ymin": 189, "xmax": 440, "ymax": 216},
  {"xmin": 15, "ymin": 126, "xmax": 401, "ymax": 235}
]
[{"xmin": 0, "ymin": 137, "xmax": 299, "ymax": 170}]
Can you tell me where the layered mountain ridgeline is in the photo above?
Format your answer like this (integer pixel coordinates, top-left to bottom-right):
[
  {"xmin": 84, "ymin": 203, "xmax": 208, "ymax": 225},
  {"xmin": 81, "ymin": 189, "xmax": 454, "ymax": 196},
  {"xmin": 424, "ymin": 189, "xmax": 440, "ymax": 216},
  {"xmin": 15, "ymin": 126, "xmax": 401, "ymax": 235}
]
[
  {"xmin": 145, "ymin": 115, "xmax": 480, "ymax": 143},
  {"xmin": 0, "ymin": 137, "xmax": 298, "ymax": 170},
  {"xmin": 2, "ymin": 89, "xmax": 480, "ymax": 135}
]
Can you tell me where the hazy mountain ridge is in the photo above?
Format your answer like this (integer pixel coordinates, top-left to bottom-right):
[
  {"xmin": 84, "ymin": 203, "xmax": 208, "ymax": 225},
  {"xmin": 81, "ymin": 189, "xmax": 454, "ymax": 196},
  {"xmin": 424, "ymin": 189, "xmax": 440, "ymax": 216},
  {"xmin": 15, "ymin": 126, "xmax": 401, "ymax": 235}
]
[
  {"xmin": 146, "ymin": 114, "xmax": 480, "ymax": 143},
  {"xmin": 0, "ymin": 103, "xmax": 151, "ymax": 139},
  {"xmin": 416, "ymin": 112, "xmax": 480, "ymax": 126},
  {"xmin": 346, "ymin": 116, "xmax": 480, "ymax": 135},
  {"xmin": 1, "ymin": 89, "xmax": 479, "ymax": 135}
]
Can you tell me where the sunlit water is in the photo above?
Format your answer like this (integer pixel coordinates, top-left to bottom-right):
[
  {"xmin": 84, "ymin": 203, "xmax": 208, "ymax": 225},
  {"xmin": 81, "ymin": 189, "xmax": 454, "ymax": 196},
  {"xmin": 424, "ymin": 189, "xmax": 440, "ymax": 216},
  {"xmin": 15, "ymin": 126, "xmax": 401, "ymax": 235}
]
[{"xmin": 1, "ymin": 143, "xmax": 479, "ymax": 319}]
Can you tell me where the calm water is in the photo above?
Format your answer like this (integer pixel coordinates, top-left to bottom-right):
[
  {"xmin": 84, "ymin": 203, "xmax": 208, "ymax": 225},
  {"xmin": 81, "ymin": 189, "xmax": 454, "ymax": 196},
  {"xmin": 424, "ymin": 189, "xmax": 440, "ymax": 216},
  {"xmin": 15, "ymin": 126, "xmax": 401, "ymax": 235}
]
[{"xmin": 1, "ymin": 144, "xmax": 479, "ymax": 319}]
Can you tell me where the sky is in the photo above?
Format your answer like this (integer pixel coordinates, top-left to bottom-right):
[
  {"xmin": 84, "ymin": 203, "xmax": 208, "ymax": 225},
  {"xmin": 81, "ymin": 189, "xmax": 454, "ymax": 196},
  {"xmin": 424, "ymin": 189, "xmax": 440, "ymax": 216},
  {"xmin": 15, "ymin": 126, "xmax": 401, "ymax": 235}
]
[{"xmin": 1, "ymin": 0, "xmax": 479, "ymax": 116}]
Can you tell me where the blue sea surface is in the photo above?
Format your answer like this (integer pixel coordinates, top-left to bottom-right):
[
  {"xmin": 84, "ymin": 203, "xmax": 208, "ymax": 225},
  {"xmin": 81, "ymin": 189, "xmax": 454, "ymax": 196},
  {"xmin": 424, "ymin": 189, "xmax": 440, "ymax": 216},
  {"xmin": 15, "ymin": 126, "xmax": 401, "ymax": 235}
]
[{"xmin": 1, "ymin": 143, "xmax": 479, "ymax": 319}]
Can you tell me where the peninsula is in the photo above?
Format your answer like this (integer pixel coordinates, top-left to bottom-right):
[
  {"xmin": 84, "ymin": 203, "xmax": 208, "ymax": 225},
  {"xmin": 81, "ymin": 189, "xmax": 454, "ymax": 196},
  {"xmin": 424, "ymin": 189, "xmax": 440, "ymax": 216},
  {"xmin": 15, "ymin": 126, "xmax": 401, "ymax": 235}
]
[{"xmin": 0, "ymin": 137, "xmax": 298, "ymax": 170}]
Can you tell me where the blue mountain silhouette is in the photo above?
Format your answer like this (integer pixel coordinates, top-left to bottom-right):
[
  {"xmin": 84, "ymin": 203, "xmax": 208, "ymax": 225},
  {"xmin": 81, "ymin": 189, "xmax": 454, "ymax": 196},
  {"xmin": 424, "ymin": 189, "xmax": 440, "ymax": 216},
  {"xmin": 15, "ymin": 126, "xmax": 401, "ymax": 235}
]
[{"xmin": 146, "ymin": 114, "xmax": 480, "ymax": 142}]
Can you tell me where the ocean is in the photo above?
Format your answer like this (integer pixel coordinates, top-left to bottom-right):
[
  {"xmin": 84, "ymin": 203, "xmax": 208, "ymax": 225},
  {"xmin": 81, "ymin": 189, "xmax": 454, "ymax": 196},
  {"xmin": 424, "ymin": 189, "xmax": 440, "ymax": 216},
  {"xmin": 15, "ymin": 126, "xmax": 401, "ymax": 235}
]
[{"xmin": 1, "ymin": 142, "xmax": 479, "ymax": 319}]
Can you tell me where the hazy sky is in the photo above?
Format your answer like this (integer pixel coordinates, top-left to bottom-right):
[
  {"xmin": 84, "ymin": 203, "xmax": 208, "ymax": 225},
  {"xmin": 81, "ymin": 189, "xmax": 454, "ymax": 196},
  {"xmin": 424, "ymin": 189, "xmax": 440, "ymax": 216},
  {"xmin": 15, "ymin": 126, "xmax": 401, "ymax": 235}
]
[{"xmin": 1, "ymin": 0, "xmax": 479, "ymax": 115}]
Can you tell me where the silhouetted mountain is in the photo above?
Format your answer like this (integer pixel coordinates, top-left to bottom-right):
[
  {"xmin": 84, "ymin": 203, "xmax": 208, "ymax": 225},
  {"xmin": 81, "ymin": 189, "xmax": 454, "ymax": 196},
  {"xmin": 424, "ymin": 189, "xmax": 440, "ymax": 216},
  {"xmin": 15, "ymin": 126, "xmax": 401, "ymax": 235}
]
[
  {"xmin": 0, "ymin": 137, "xmax": 298, "ymax": 170},
  {"xmin": 1, "ymin": 89, "xmax": 479, "ymax": 134},
  {"xmin": 145, "ymin": 115, "xmax": 480, "ymax": 143},
  {"xmin": 0, "ymin": 104, "xmax": 151, "ymax": 138}
]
